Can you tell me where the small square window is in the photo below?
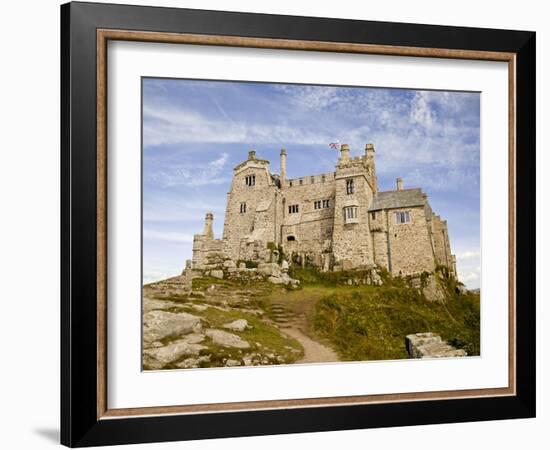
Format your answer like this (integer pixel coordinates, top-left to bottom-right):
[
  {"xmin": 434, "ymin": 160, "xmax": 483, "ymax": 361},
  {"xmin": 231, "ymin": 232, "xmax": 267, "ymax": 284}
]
[{"xmin": 289, "ymin": 204, "xmax": 300, "ymax": 214}]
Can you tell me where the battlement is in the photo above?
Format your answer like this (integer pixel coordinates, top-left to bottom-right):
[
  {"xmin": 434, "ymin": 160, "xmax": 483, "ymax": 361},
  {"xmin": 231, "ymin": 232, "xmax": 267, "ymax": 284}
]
[{"xmin": 285, "ymin": 171, "xmax": 336, "ymax": 188}]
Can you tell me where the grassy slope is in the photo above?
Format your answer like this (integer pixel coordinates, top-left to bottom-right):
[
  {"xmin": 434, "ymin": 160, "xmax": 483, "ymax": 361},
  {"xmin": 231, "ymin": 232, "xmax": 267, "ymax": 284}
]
[{"xmin": 289, "ymin": 267, "xmax": 480, "ymax": 361}]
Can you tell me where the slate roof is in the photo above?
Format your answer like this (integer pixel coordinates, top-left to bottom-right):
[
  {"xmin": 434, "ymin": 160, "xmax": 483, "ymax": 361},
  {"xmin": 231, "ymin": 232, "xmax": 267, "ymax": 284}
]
[{"xmin": 368, "ymin": 188, "xmax": 426, "ymax": 211}]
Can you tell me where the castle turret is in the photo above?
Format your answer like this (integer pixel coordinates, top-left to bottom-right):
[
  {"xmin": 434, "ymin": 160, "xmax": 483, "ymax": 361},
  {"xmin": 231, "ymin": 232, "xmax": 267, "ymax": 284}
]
[
  {"xmin": 280, "ymin": 149, "xmax": 287, "ymax": 187},
  {"xmin": 340, "ymin": 144, "xmax": 350, "ymax": 162},
  {"xmin": 203, "ymin": 212, "xmax": 214, "ymax": 239}
]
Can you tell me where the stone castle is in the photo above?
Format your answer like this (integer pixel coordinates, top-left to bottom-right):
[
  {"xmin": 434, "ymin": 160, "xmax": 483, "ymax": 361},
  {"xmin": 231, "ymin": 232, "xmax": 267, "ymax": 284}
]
[{"xmin": 192, "ymin": 144, "xmax": 457, "ymax": 279}]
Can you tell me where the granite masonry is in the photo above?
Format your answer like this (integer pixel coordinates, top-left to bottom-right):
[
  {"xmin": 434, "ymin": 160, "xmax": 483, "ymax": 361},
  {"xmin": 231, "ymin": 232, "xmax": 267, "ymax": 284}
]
[{"xmin": 191, "ymin": 144, "xmax": 457, "ymax": 280}]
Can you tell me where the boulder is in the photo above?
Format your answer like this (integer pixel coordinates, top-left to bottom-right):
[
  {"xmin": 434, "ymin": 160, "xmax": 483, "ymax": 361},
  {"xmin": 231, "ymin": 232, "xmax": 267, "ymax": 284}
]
[
  {"xmin": 456, "ymin": 284, "xmax": 468, "ymax": 295},
  {"xmin": 142, "ymin": 297, "xmax": 181, "ymax": 313},
  {"xmin": 144, "ymin": 333, "xmax": 206, "ymax": 365},
  {"xmin": 143, "ymin": 310, "xmax": 202, "ymax": 343},
  {"xmin": 268, "ymin": 275, "xmax": 284, "ymax": 284},
  {"xmin": 225, "ymin": 359, "xmax": 241, "ymax": 367},
  {"xmin": 210, "ymin": 270, "xmax": 224, "ymax": 279},
  {"xmin": 206, "ymin": 329, "xmax": 250, "ymax": 349},
  {"xmin": 257, "ymin": 262, "xmax": 281, "ymax": 277},
  {"xmin": 223, "ymin": 259, "xmax": 236, "ymax": 268},
  {"xmin": 223, "ymin": 319, "xmax": 250, "ymax": 332},
  {"xmin": 422, "ymin": 275, "xmax": 446, "ymax": 302},
  {"xmin": 191, "ymin": 304, "xmax": 209, "ymax": 312}
]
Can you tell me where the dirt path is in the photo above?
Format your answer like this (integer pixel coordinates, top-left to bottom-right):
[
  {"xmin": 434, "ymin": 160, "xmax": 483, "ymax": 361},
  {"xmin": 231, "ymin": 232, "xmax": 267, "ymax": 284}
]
[
  {"xmin": 282, "ymin": 327, "xmax": 339, "ymax": 363},
  {"xmin": 264, "ymin": 292, "xmax": 340, "ymax": 364}
]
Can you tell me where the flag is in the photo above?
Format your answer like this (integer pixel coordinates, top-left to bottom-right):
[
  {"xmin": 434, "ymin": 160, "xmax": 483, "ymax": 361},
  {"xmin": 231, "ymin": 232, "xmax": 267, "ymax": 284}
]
[{"xmin": 329, "ymin": 142, "xmax": 340, "ymax": 149}]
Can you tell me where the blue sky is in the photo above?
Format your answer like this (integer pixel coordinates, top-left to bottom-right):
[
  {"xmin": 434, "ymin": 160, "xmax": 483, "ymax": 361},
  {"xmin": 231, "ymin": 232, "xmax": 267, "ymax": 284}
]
[{"xmin": 143, "ymin": 78, "xmax": 481, "ymax": 289}]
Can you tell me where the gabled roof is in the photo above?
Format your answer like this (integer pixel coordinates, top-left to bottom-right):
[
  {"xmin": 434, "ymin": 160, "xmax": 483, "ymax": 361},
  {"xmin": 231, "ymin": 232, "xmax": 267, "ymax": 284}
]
[{"xmin": 369, "ymin": 188, "xmax": 426, "ymax": 211}]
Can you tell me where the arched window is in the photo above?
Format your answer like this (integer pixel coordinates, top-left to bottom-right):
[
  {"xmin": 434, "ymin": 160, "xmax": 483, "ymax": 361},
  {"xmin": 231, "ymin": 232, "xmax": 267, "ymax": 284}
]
[{"xmin": 287, "ymin": 235, "xmax": 296, "ymax": 241}]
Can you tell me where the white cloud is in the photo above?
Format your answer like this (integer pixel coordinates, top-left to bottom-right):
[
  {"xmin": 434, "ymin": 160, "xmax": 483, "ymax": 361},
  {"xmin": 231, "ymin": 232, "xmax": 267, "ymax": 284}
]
[
  {"xmin": 143, "ymin": 270, "xmax": 176, "ymax": 284},
  {"xmin": 146, "ymin": 152, "xmax": 231, "ymax": 187},
  {"xmin": 456, "ymin": 250, "xmax": 480, "ymax": 260},
  {"xmin": 273, "ymin": 85, "xmax": 342, "ymax": 109},
  {"xmin": 143, "ymin": 229, "xmax": 194, "ymax": 243},
  {"xmin": 459, "ymin": 268, "xmax": 480, "ymax": 284},
  {"xmin": 410, "ymin": 91, "xmax": 436, "ymax": 129},
  {"xmin": 143, "ymin": 103, "xmax": 332, "ymax": 147},
  {"xmin": 404, "ymin": 167, "xmax": 479, "ymax": 192},
  {"xmin": 143, "ymin": 85, "xmax": 479, "ymax": 194},
  {"xmin": 453, "ymin": 247, "xmax": 481, "ymax": 289}
]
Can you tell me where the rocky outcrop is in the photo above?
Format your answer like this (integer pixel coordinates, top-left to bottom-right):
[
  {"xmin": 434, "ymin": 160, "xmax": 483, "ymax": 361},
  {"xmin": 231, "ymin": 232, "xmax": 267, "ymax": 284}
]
[
  {"xmin": 422, "ymin": 274, "xmax": 447, "ymax": 302},
  {"xmin": 223, "ymin": 319, "xmax": 250, "ymax": 332},
  {"xmin": 205, "ymin": 329, "xmax": 250, "ymax": 349},
  {"xmin": 406, "ymin": 332, "xmax": 467, "ymax": 358},
  {"xmin": 144, "ymin": 334, "xmax": 207, "ymax": 369},
  {"xmin": 143, "ymin": 310, "xmax": 202, "ymax": 344}
]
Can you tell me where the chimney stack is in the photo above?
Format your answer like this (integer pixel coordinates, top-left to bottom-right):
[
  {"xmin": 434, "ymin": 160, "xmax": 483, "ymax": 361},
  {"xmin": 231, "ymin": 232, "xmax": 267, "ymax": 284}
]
[
  {"xmin": 340, "ymin": 144, "xmax": 350, "ymax": 162},
  {"xmin": 248, "ymin": 150, "xmax": 256, "ymax": 160},
  {"xmin": 203, "ymin": 212, "xmax": 214, "ymax": 239},
  {"xmin": 280, "ymin": 149, "xmax": 287, "ymax": 186},
  {"xmin": 396, "ymin": 177, "xmax": 404, "ymax": 191}
]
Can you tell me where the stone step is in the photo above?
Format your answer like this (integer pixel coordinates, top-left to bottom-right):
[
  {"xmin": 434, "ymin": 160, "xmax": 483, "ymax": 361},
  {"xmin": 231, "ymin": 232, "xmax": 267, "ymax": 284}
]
[{"xmin": 406, "ymin": 332, "xmax": 467, "ymax": 358}]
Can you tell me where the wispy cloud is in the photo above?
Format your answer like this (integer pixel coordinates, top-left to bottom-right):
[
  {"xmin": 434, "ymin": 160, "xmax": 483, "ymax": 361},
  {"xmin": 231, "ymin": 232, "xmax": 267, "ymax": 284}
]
[
  {"xmin": 143, "ymin": 103, "xmax": 333, "ymax": 147},
  {"xmin": 456, "ymin": 250, "xmax": 480, "ymax": 260},
  {"xmin": 146, "ymin": 152, "xmax": 230, "ymax": 187},
  {"xmin": 143, "ymin": 229, "xmax": 194, "ymax": 243},
  {"xmin": 143, "ymin": 270, "xmax": 176, "ymax": 284}
]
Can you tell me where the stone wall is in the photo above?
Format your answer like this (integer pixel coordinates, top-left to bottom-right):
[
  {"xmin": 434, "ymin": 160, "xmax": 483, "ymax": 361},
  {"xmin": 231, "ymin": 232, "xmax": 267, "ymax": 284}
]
[
  {"xmin": 279, "ymin": 175, "xmax": 336, "ymax": 264},
  {"xmin": 385, "ymin": 206, "xmax": 435, "ymax": 276}
]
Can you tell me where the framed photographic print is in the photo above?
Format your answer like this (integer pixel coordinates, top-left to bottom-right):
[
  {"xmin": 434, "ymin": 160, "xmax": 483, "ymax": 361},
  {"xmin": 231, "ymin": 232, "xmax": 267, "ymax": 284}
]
[{"xmin": 60, "ymin": 1, "xmax": 536, "ymax": 447}]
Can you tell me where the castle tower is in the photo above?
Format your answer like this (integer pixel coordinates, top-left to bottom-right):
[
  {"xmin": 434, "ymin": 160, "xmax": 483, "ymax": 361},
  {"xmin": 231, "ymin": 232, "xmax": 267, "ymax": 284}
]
[
  {"xmin": 332, "ymin": 143, "xmax": 376, "ymax": 269},
  {"xmin": 203, "ymin": 212, "xmax": 214, "ymax": 239},
  {"xmin": 280, "ymin": 149, "xmax": 287, "ymax": 187},
  {"xmin": 222, "ymin": 150, "xmax": 279, "ymax": 261}
]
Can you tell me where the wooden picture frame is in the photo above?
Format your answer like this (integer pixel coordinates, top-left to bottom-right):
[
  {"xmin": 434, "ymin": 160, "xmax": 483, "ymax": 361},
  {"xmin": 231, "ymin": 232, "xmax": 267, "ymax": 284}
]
[{"xmin": 61, "ymin": 1, "xmax": 535, "ymax": 447}]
